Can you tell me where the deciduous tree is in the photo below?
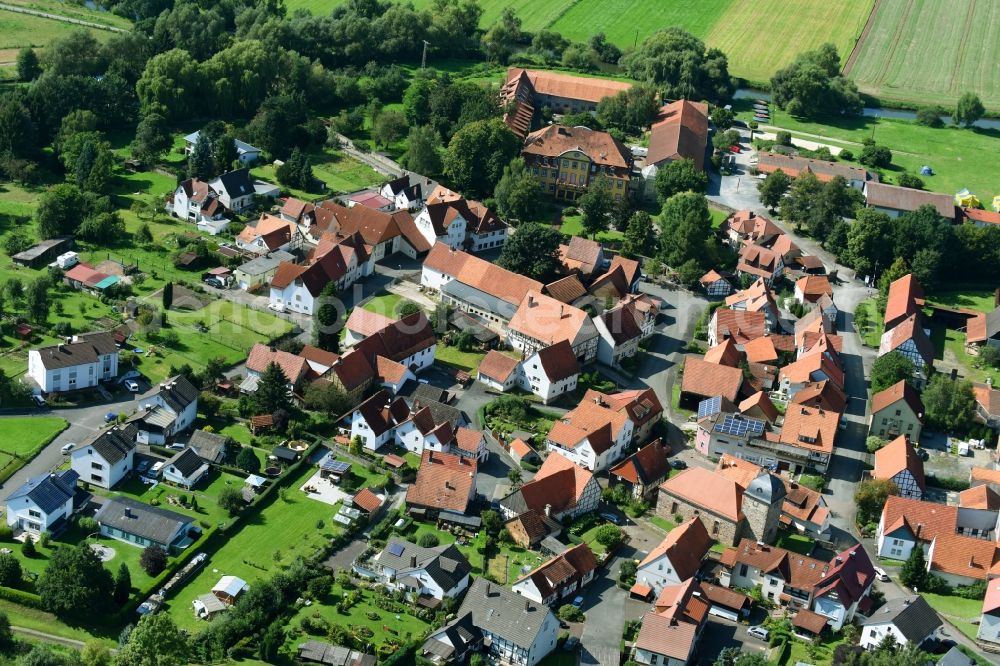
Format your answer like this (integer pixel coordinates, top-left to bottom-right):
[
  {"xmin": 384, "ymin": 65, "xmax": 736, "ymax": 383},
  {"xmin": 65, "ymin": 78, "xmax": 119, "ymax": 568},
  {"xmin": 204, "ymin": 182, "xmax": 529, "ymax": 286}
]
[
  {"xmin": 37, "ymin": 543, "xmax": 114, "ymax": 620},
  {"xmin": 313, "ymin": 282, "xmax": 341, "ymax": 352},
  {"xmin": 623, "ymin": 28, "xmax": 733, "ymax": 102},
  {"xmin": 443, "ymin": 118, "xmax": 520, "ymax": 197},
  {"xmin": 493, "ymin": 158, "xmax": 540, "ymax": 223},
  {"xmin": 954, "ymin": 92, "xmax": 985, "ymax": 127},
  {"xmin": 403, "ymin": 125, "xmax": 442, "ymax": 176},
  {"xmin": 658, "ymin": 192, "xmax": 714, "ymax": 270},
  {"xmin": 757, "ymin": 169, "xmax": 790, "ymax": 211},
  {"xmin": 139, "ymin": 545, "xmax": 167, "ymax": 576},
  {"xmin": 654, "ymin": 158, "xmax": 707, "ymax": 201},
  {"xmin": 870, "ymin": 351, "xmax": 915, "ymax": 394},
  {"xmin": 578, "ymin": 176, "xmax": 614, "ymax": 238},
  {"xmin": 15, "ymin": 48, "xmax": 40, "ymax": 82},
  {"xmin": 854, "ymin": 478, "xmax": 897, "ymax": 526},
  {"xmin": 496, "ymin": 222, "xmax": 562, "ymax": 282},
  {"xmin": 923, "ymin": 374, "xmax": 976, "ymax": 435},
  {"xmin": 621, "ymin": 211, "xmax": 657, "ymax": 259},
  {"xmin": 117, "ymin": 613, "xmax": 188, "ymax": 666}
]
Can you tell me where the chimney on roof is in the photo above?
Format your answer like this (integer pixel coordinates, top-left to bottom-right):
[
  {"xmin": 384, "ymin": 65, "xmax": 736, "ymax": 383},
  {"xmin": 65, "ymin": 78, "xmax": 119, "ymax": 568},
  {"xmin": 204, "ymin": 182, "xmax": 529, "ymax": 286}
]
[
  {"xmin": 410, "ymin": 555, "xmax": 417, "ymax": 567},
  {"xmin": 124, "ymin": 507, "xmax": 132, "ymax": 518},
  {"xmin": 485, "ymin": 582, "xmax": 491, "ymax": 597},
  {"xmin": 528, "ymin": 295, "xmax": 535, "ymax": 307},
  {"xmin": 545, "ymin": 504, "xmax": 552, "ymax": 517},
  {"xmin": 524, "ymin": 600, "xmax": 530, "ymax": 612},
  {"xmin": 970, "ymin": 555, "xmax": 976, "ymax": 568}
]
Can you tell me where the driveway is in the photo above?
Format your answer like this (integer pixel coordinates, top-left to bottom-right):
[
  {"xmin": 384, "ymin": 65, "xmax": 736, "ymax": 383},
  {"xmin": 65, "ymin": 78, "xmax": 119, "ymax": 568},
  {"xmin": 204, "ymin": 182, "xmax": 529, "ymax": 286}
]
[{"xmin": 579, "ymin": 550, "xmax": 629, "ymax": 665}]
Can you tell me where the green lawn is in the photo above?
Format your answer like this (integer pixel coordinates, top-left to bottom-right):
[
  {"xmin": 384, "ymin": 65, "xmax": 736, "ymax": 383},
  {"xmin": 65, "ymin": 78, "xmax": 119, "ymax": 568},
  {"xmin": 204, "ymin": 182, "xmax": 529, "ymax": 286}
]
[
  {"xmin": 164, "ymin": 463, "xmax": 345, "ymax": 631},
  {"xmin": 924, "ymin": 286, "xmax": 997, "ymax": 314},
  {"xmin": 0, "ymin": 7, "xmax": 119, "ymax": 55},
  {"xmin": 745, "ymin": 107, "xmax": 1000, "ymax": 203},
  {"xmin": 846, "ymin": 0, "xmax": 1000, "ymax": 110},
  {"xmin": 709, "ymin": 206, "xmax": 729, "ymax": 229},
  {"xmin": 360, "ymin": 293, "xmax": 404, "ymax": 318},
  {"xmin": 922, "ymin": 592, "xmax": 983, "ymax": 641},
  {"xmin": 557, "ymin": 214, "xmax": 624, "ymax": 242},
  {"xmin": 251, "ymin": 149, "xmax": 382, "ymax": 200},
  {"xmin": 854, "ymin": 298, "xmax": 883, "ymax": 348},
  {"xmin": 435, "ymin": 345, "xmax": 486, "ymax": 373},
  {"xmin": 0, "ymin": 416, "xmax": 68, "ymax": 458},
  {"xmin": 0, "ymin": 599, "xmax": 117, "ymax": 647},
  {"xmin": 286, "ymin": 581, "xmax": 431, "ymax": 649},
  {"xmin": 774, "ymin": 532, "xmax": 813, "ymax": 556},
  {"xmin": 648, "ymin": 515, "xmax": 677, "ymax": 533},
  {"xmin": 3, "ymin": 0, "xmax": 131, "ymax": 29},
  {"xmin": 132, "ymin": 300, "xmax": 294, "ymax": 383}
]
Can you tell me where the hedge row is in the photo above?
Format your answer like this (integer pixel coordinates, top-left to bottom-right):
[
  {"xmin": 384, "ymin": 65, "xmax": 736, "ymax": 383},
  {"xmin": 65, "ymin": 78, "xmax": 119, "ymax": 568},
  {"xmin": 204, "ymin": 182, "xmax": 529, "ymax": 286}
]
[{"xmin": 0, "ymin": 585, "xmax": 44, "ymax": 610}]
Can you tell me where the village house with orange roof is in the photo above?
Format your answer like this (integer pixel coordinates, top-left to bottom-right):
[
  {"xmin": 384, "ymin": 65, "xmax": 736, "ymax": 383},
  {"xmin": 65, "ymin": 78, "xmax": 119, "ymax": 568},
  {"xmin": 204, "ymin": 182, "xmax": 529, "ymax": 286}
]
[
  {"xmin": 875, "ymin": 494, "xmax": 1000, "ymax": 564},
  {"xmin": 508, "ymin": 290, "xmax": 599, "ymax": 364},
  {"xmin": 475, "ymin": 341, "xmax": 580, "ymax": 405},
  {"xmin": 511, "ymin": 543, "xmax": 598, "ymax": 606},
  {"xmin": 544, "ymin": 393, "xmax": 634, "ymax": 472},
  {"xmin": 499, "ymin": 451, "xmax": 600, "ymax": 525},
  {"xmin": 609, "ymin": 439, "xmax": 671, "ymax": 502},
  {"xmin": 699, "ymin": 269, "xmax": 733, "ymax": 297},
  {"xmin": 872, "ymin": 435, "xmax": 925, "ymax": 499},
  {"xmin": 633, "ymin": 518, "xmax": 712, "ymax": 596}
]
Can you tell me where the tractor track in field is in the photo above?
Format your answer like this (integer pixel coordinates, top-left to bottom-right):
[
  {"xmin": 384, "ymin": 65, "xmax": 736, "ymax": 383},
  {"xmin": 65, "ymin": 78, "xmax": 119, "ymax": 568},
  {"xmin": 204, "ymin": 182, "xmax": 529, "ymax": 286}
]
[
  {"xmin": 947, "ymin": 0, "xmax": 978, "ymax": 94},
  {"xmin": 868, "ymin": 0, "xmax": 914, "ymax": 88},
  {"xmin": 842, "ymin": 0, "xmax": 882, "ymax": 76}
]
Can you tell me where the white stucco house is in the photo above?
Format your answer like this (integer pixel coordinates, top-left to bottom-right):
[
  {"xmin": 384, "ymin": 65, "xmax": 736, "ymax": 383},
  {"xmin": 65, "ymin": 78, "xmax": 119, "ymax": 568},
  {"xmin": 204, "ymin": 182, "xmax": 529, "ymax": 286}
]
[
  {"xmin": 27, "ymin": 333, "xmax": 118, "ymax": 394},
  {"xmin": 162, "ymin": 447, "xmax": 210, "ymax": 489},
  {"xmin": 634, "ymin": 518, "xmax": 713, "ymax": 597},
  {"xmin": 71, "ymin": 423, "xmax": 137, "ymax": 490},
  {"xmin": 361, "ymin": 538, "xmax": 472, "ymax": 601},
  {"xmin": 6, "ymin": 470, "xmax": 78, "ymax": 536},
  {"xmin": 131, "ymin": 375, "xmax": 199, "ymax": 445},
  {"xmin": 183, "ymin": 131, "xmax": 262, "ymax": 166},
  {"xmin": 860, "ymin": 596, "xmax": 941, "ymax": 650},
  {"xmin": 978, "ymin": 579, "xmax": 1000, "ymax": 649}
]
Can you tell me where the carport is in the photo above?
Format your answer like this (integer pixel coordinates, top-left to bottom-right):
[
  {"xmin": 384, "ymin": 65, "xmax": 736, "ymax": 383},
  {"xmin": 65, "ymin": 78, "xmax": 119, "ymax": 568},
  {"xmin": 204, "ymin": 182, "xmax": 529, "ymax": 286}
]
[{"xmin": 699, "ymin": 583, "xmax": 751, "ymax": 621}]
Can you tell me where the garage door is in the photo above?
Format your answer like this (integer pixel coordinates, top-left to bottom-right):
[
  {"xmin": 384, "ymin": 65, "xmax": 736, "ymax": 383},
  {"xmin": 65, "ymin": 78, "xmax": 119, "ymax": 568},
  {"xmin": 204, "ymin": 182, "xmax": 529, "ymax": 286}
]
[{"xmin": 708, "ymin": 604, "xmax": 739, "ymax": 622}]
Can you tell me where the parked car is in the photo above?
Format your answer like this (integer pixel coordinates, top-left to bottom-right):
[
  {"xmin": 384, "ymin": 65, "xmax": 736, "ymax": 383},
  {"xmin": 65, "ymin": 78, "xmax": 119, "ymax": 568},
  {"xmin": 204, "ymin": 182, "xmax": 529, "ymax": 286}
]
[
  {"xmin": 104, "ymin": 412, "xmax": 119, "ymax": 423},
  {"xmin": 600, "ymin": 512, "xmax": 623, "ymax": 525},
  {"xmin": 874, "ymin": 567, "xmax": 889, "ymax": 582},
  {"xmin": 747, "ymin": 626, "xmax": 769, "ymax": 641},
  {"xmin": 136, "ymin": 460, "xmax": 152, "ymax": 475},
  {"xmin": 204, "ymin": 277, "xmax": 224, "ymax": 288},
  {"xmin": 61, "ymin": 443, "xmax": 75, "ymax": 455},
  {"xmin": 671, "ymin": 459, "xmax": 687, "ymax": 470},
  {"xmin": 31, "ymin": 394, "xmax": 46, "ymax": 407},
  {"xmin": 124, "ymin": 380, "xmax": 139, "ymax": 392},
  {"xmin": 571, "ymin": 596, "xmax": 584, "ymax": 609},
  {"xmin": 268, "ymin": 302, "xmax": 285, "ymax": 313}
]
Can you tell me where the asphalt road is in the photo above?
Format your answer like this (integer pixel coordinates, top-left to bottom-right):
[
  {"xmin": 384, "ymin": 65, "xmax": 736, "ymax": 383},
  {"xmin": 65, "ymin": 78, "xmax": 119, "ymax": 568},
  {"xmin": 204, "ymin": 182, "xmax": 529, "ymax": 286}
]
[{"xmin": 0, "ymin": 394, "xmax": 136, "ymax": 504}]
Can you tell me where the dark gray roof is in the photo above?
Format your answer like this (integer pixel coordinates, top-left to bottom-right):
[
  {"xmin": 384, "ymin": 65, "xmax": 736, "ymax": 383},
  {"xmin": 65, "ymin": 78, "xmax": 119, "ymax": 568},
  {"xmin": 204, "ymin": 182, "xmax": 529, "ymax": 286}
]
[
  {"xmin": 981, "ymin": 306, "xmax": 1000, "ymax": 340},
  {"xmin": 8, "ymin": 470, "xmax": 78, "ymax": 514},
  {"xmin": 79, "ymin": 423, "xmax": 137, "ymax": 465},
  {"xmin": 409, "ymin": 397, "xmax": 465, "ymax": 429},
  {"xmin": 139, "ymin": 375, "xmax": 198, "ymax": 413},
  {"xmin": 862, "ymin": 595, "xmax": 941, "ymax": 642},
  {"xmin": 746, "ymin": 472, "xmax": 787, "ymax": 505},
  {"xmin": 450, "ymin": 310, "xmax": 498, "ymax": 343},
  {"xmin": 33, "ymin": 333, "xmax": 117, "ymax": 370},
  {"xmin": 499, "ymin": 488, "xmax": 528, "ymax": 516},
  {"xmin": 938, "ymin": 646, "xmax": 975, "ymax": 666},
  {"xmin": 188, "ymin": 430, "xmax": 227, "ymax": 463},
  {"xmin": 212, "ymin": 168, "xmax": 255, "ymax": 199},
  {"xmin": 95, "ymin": 496, "xmax": 192, "ymax": 546},
  {"xmin": 455, "ymin": 577, "xmax": 555, "ymax": 648},
  {"xmin": 411, "ymin": 383, "xmax": 449, "ymax": 405},
  {"xmin": 272, "ymin": 446, "xmax": 298, "ymax": 461},
  {"xmin": 376, "ymin": 538, "xmax": 472, "ymax": 592},
  {"xmin": 166, "ymin": 447, "xmax": 206, "ymax": 478},
  {"xmin": 422, "ymin": 612, "xmax": 480, "ymax": 660},
  {"xmin": 297, "ymin": 641, "xmax": 376, "ymax": 666}
]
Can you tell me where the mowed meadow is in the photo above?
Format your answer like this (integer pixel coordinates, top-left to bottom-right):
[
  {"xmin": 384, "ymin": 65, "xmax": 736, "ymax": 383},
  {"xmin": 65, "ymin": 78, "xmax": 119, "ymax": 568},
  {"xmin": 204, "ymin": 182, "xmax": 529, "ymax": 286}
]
[
  {"xmin": 846, "ymin": 0, "xmax": 1000, "ymax": 109},
  {"xmin": 282, "ymin": 0, "xmax": 877, "ymax": 85}
]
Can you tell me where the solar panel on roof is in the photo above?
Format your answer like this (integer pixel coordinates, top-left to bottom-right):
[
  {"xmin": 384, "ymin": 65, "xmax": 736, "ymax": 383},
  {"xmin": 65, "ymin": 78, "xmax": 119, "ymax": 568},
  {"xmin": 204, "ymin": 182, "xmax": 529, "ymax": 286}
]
[
  {"xmin": 387, "ymin": 542, "xmax": 405, "ymax": 557},
  {"xmin": 322, "ymin": 460, "xmax": 351, "ymax": 473},
  {"xmin": 697, "ymin": 396, "xmax": 722, "ymax": 419},
  {"xmin": 715, "ymin": 413, "xmax": 765, "ymax": 438}
]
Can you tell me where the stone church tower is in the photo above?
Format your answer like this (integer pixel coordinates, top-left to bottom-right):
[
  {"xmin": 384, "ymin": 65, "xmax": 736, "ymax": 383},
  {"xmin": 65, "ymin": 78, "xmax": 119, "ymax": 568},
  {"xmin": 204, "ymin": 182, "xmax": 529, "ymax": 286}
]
[{"xmin": 741, "ymin": 472, "xmax": 786, "ymax": 544}]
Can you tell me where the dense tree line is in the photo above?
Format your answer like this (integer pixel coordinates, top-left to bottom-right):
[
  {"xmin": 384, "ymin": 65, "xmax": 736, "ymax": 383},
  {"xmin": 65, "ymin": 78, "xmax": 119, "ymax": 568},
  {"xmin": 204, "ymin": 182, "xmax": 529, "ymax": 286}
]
[
  {"xmin": 623, "ymin": 28, "xmax": 733, "ymax": 102},
  {"xmin": 770, "ymin": 44, "xmax": 862, "ymax": 117}
]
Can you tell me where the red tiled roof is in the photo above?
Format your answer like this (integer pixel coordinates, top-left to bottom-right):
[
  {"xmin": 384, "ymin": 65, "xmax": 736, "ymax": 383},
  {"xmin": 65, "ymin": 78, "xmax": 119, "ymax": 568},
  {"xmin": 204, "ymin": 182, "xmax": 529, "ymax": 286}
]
[
  {"xmin": 299, "ymin": 345, "xmax": 339, "ymax": 368},
  {"xmin": 712, "ymin": 309, "xmax": 767, "ymax": 345},
  {"xmin": 404, "ymin": 450, "xmax": 476, "ymax": 513},
  {"xmin": 704, "ymin": 338, "xmax": 744, "ymax": 367},
  {"xmin": 610, "ymin": 439, "xmax": 671, "ymax": 487},
  {"xmin": 647, "ymin": 100, "xmax": 709, "ymax": 171},
  {"xmin": 929, "ymin": 532, "xmax": 1000, "ymax": 581},
  {"xmin": 971, "ymin": 467, "xmax": 1000, "ymax": 486},
  {"xmin": 880, "ymin": 495, "xmax": 957, "ymax": 543},
  {"xmin": 345, "ymin": 308, "xmax": 397, "ymax": 338},
  {"xmin": 544, "ymin": 275, "xmax": 588, "ymax": 304},
  {"xmin": 681, "ymin": 356, "xmax": 743, "ymax": 402},
  {"xmin": 793, "ymin": 609, "xmax": 828, "ymax": 635},
  {"xmin": 477, "ymin": 350, "xmax": 520, "ymax": 383},
  {"xmin": 659, "ymin": 467, "xmax": 744, "ymax": 522},
  {"xmin": 959, "ymin": 484, "xmax": 1000, "ymax": 510},
  {"xmin": 790, "ymin": 380, "xmax": 847, "ymax": 414},
  {"xmin": 639, "ymin": 517, "xmax": 711, "ymax": 580},
  {"xmin": 524, "ymin": 125, "xmax": 632, "ymax": 170},
  {"xmin": 375, "ymin": 356, "xmax": 409, "ymax": 385},
  {"xmin": 424, "ymin": 243, "xmax": 543, "ymax": 307},
  {"xmin": 246, "ymin": 344, "xmax": 307, "ymax": 384},
  {"xmin": 509, "ymin": 438, "xmax": 534, "ymax": 460},
  {"xmin": 879, "ymin": 314, "xmax": 935, "ymax": 366},
  {"xmin": 634, "ymin": 610, "xmax": 698, "ymax": 662},
  {"xmin": 795, "ymin": 275, "xmax": 833, "ymax": 300},
  {"xmin": 884, "ymin": 273, "xmax": 923, "ymax": 328},
  {"xmin": 873, "ymin": 435, "xmax": 925, "ymax": 492},
  {"xmin": 535, "ymin": 340, "xmax": 581, "ymax": 382},
  {"xmin": 505, "ymin": 68, "xmax": 632, "ymax": 104},
  {"xmin": 757, "ymin": 151, "xmax": 873, "ymax": 184},
  {"xmin": 739, "ymin": 391, "xmax": 780, "ymax": 423},
  {"xmin": 778, "ymin": 405, "xmax": 839, "ymax": 456},
  {"xmin": 454, "ymin": 427, "xmax": 484, "ymax": 455},
  {"xmin": 743, "ymin": 336, "xmax": 778, "ymax": 364},
  {"xmin": 964, "ymin": 207, "xmax": 1000, "ymax": 225},
  {"xmin": 515, "ymin": 452, "xmax": 594, "ymax": 516},
  {"xmin": 352, "ymin": 487, "xmax": 383, "ymax": 513}
]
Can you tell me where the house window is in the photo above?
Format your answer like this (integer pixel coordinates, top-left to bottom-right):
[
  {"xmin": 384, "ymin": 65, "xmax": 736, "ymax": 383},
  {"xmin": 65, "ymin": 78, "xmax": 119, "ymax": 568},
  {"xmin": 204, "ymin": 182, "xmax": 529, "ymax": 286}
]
[
  {"xmin": 740, "ymin": 564, "xmax": 748, "ymax": 577},
  {"xmin": 28, "ymin": 510, "xmax": 41, "ymax": 519},
  {"xmin": 91, "ymin": 462, "xmax": 103, "ymax": 470},
  {"xmin": 712, "ymin": 521, "xmax": 720, "ymax": 536},
  {"xmin": 91, "ymin": 474, "xmax": 103, "ymax": 483},
  {"xmin": 670, "ymin": 502, "xmax": 678, "ymax": 514}
]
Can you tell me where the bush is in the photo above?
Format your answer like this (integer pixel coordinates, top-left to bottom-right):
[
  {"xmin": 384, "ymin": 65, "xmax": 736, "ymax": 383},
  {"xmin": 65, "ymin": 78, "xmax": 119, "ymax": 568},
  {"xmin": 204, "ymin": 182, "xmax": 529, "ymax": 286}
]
[
  {"xmin": 866, "ymin": 436, "xmax": 888, "ymax": 453},
  {"xmin": 954, "ymin": 580, "xmax": 987, "ymax": 600},
  {"xmin": 775, "ymin": 131, "xmax": 792, "ymax": 146},
  {"xmin": 797, "ymin": 475, "xmax": 824, "ymax": 491},
  {"xmin": 557, "ymin": 604, "xmax": 584, "ymax": 622},
  {"xmin": 926, "ymin": 475, "xmax": 970, "ymax": 492},
  {"xmin": 839, "ymin": 149, "xmax": 854, "ymax": 161},
  {"xmin": 416, "ymin": 532, "xmax": 440, "ymax": 548}
]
